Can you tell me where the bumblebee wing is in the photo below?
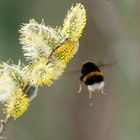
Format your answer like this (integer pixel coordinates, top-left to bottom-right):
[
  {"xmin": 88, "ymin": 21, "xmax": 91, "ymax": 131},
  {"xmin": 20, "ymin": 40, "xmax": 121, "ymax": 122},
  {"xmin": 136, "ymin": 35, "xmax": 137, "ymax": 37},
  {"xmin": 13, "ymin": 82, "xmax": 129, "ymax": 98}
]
[
  {"xmin": 98, "ymin": 61, "xmax": 117, "ymax": 68},
  {"xmin": 65, "ymin": 69, "xmax": 80, "ymax": 76}
]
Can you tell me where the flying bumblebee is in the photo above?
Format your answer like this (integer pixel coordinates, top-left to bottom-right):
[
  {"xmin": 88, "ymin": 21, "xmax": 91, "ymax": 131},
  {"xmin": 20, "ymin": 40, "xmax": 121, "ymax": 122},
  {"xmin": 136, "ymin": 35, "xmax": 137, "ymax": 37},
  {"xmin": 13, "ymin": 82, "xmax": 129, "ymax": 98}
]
[{"xmin": 78, "ymin": 61, "xmax": 114, "ymax": 98}]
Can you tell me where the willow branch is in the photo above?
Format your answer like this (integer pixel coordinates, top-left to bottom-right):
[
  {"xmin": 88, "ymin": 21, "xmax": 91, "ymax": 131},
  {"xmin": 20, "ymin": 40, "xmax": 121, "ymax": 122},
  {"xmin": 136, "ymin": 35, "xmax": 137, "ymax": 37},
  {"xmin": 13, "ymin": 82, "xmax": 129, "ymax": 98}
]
[{"xmin": 0, "ymin": 115, "xmax": 11, "ymax": 139}]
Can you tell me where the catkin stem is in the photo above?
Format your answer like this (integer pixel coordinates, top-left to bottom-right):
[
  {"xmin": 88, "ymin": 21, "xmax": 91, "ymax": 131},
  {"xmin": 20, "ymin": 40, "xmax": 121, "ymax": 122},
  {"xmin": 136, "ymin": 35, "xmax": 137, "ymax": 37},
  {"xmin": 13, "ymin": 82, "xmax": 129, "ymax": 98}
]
[{"xmin": 0, "ymin": 115, "xmax": 11, "ymax": 139}]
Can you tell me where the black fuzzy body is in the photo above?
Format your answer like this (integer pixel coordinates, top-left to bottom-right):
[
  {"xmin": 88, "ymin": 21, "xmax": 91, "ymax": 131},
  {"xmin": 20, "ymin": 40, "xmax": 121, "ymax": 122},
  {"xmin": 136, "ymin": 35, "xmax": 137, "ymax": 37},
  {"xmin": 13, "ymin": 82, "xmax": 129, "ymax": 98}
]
[{"xmin": 80, "ymin": 62, "xmax": 104, "ymax": 85}]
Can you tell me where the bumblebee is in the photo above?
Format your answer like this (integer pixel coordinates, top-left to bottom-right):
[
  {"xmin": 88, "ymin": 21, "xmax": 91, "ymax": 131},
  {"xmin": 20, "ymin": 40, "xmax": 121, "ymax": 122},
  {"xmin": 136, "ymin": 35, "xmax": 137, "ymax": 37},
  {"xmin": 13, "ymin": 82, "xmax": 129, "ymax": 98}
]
[{"xmin": 78, "ymin": 62, "xmax": 106, "ymax": 98}]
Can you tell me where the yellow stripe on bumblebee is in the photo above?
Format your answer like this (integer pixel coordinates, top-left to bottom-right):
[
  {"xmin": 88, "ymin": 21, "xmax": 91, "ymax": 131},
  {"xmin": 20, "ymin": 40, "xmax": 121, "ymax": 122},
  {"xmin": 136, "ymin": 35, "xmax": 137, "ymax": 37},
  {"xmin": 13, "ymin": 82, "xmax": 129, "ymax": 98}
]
[{"xmin": 83, "ymin": 71, "xmax": 103, "ymax": 82}]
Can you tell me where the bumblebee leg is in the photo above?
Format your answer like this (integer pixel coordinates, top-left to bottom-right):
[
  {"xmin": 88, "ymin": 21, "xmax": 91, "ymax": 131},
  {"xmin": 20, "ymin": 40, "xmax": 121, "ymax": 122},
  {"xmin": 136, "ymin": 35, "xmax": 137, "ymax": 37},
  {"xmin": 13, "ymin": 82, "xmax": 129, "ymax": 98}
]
[
  {"xmin": 88, "ymin": 90, "xmax": 93, "ymax": 99},
  {"xmin": 101, "ymin": 88, "xmax": 106, "ymax": 95},
  {"xmin": 78, "ymin": 81, "xmax": 83, "ymax": 93}
]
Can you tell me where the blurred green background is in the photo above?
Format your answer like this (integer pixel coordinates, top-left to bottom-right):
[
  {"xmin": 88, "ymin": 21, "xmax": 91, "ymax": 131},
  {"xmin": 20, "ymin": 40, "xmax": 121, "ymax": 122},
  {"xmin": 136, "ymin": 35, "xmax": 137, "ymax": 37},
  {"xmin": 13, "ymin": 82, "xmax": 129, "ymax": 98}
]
[{"xmin": 1, "ymin": 0, "xmax": 140, "ymax": 140}]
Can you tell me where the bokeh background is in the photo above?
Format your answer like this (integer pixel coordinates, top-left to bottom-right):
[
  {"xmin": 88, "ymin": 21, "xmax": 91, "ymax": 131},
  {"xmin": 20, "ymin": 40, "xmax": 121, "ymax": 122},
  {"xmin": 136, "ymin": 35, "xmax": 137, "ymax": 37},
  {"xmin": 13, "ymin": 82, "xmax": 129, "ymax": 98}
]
[{"xmin": 0, "ymin": 0, "xmax": 140, "ymax": 140}]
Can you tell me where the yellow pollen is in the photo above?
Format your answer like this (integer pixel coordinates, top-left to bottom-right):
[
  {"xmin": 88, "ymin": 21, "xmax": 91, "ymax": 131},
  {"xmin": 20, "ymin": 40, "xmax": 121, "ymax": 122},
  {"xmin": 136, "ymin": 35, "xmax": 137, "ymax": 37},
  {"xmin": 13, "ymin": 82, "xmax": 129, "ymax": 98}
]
[
  {"xmin": 5, "ymin": 89, "xmax": 29, "ymax": 119},
  {"xmin": 53, "ymin": 40, "xmax": 78, "ymax": 65}
]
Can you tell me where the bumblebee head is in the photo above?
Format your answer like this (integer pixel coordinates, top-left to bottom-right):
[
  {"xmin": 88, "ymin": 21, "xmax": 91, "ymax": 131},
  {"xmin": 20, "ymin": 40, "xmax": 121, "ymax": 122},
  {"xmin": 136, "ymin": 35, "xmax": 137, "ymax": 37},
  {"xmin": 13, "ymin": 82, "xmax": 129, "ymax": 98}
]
[{"xmin": 81, "ymin": 62, "xmax": 100, "ymax": 75}]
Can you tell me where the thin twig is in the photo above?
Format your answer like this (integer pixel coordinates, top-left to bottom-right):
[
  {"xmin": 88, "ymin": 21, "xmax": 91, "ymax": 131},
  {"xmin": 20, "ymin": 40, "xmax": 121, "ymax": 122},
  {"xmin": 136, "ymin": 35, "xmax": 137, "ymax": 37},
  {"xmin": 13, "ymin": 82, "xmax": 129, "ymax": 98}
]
[
  {"xmin": 0, "ymin": 115, "xmax": 11, "ymax": 139},
  {"xmin": 46, "ymin": 38, "xmax": 71, "ymax": 65}
]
